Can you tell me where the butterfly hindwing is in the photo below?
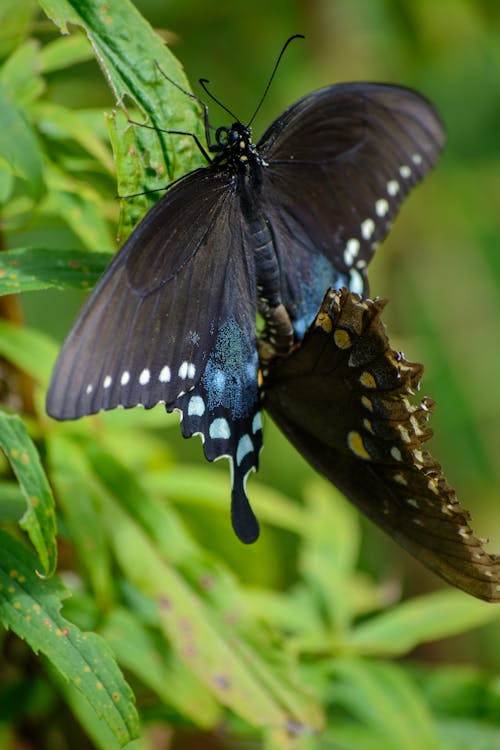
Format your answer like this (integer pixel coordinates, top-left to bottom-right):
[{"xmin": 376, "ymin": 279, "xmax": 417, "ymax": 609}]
[
  {"xmin": 174, "ymin": 386, "xmax": 263, "ymax": 543},
  {"xmin": 263, "ymin": 289, "xmax": 500, "ymax": 602},
  {"xmin": 258, "ymin": 84, "xmax": 445, "ymax": 335}
]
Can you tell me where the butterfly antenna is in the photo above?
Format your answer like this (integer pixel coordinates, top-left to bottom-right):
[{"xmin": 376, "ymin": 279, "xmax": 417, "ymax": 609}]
[
  {"xmin": 154, "ymin": 61, "xmax": 207, "ymax": 111},
  {"xmin": 199, "ymin": 78, "xmax": 240, "ymax": 122},
  {"xmin": 247, "ymin": 34, "xmax": 305, "ymax": 127}
]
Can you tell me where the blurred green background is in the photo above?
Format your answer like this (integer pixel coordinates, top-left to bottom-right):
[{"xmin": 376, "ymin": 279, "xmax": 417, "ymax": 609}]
[{"xmin": 24, "ymin": 0, "xmax": 500, "ymax": 595}]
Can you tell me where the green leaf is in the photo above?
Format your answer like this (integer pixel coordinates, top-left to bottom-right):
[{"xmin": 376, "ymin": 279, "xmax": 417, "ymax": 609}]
[
  {"xmin": 84, "ymin": 437, "xmax": 328, "ymax": 723},
  {"xmin": 47, "ymin": 434, "xmax": 113, "ymax": 606},
  {"xmin": 0, "ymin": 530, "xmax": 139, "ymax": 747},
  {"xmin": 32, "ymin": 101, "xmax": 115, "ymax": 173},
  {"xmin": 0, "ymin": 39, "xmax": 45, "ymax": 106},
  {"xmin": 0, "ymin": 248, "xmax": 111, "ymax": 295},
  {"xmin": 41, "ymin": 164, "xmax": 116, "ymax": 251},
  {"xmin": 0, "ymin": 481, "xmax": 25, "ymax": 521},
  {"xmin": 39, "ymin": 0, "xmax": 202, "ymax": 164},
  {"xmin": 299, "ymin": 479, "xmax": 362, "ymax": 633},
  {"xmin": 436, "ymin": 718, "xmax": 500, "ymax": 750},
  {"xmin": 39, "ymin": 0, "xmax": 204, "ymax": 234},
  {"xmin": 329, "ymin": 658, "xmax": 438, "ymax": 750},
  {"xmin": 39, "ymin": 32, "xmax": 95, "ymax": 73},
  {"xmin": 0, "ymin": 320, "xmax": 58, "ymax": 388},
  {"xmin": 84, "ymin": 441, "xmax": 201, "ymax": 566},
  {"xmin": 0, "ymin": 412, "xmax": 57, "ymax": 576},
  {"xmin": 101, "ymin": 608, "xmax": 221, "ymax": 728},
  {"xmin": 107, "ymin": 109, "xmax": 163, "ymax": 240},
  {"xmin": 349, "ymin": 590, "xmax": 500, "ymax": 656},
  {"xmin": 88, "ymin": 449, "xmax": 323, "ymax": 735},
  {"xmin": 50, "ymin": 673, "xmax": 125, "ymax": 750},
  {"xmin": 0, "ymin": 80, "xmax": 45, "ymax": 200},
  {"xmin": 0, "ymin": 164, "xmax": 14, "ymax": 204},
  {"xmin": 416, "ymin": 663, "xmax": 500, "ymax": 721},
  {"xmin": 0, "ymin": 0, "xmax": 38, "ymax": 59}
]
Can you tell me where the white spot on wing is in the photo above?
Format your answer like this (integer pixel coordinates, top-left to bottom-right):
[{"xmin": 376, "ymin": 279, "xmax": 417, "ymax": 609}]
[
  {"xmin": 236, "ymin": 434, "xmax": 253, "ymax": 465},
  {"xmin": 412, "ymin": 153, "xmax": 423, "ymax": 165},
  {"xmin": 187, "ymin": 363, "xmax": 196, "ymax": 379},
  {"xmin": 252, "ymin": 412, "xmax": 262, "ymax": 433},
  {"xmin": 349, "ymin": 268, "xmax": 364, "ymax": 295},
  {"xmin": 139, "ymin": 368, "xmax": 150, "ymax": 385},
  {"xmin": 86, "ymin": 384, "xmax": 93, "ymax": 395},
  {"xmin": 399, "ymin": 165, "xmax": 412, "ymax": 178},
  {"xmin": 120, "ymin": 371, "xmax": 130, "ymax": 386},
  {"xmin": 103, "ymin": 375, "xmax": 112, "ymax": 389},
  {"xmin": 209, "ymin": 417, "xmax": 231, "ymax": 440},
  {"xmin": 375, "ymin": 198, "xmax": 389, "ymax": 217},
  {"xmin": 343, "ymin": 238, "xmax": 360, "ymax": 266},
  {"xmin": 187, "ymin": 395, "xmax": 205, "ymax": 417},
  {"xmin": 178, "ymin": 361, "xmax": 188, "ymax": 379},
  {"xmin": 159, "ymin": 365, "xmax": 171, "ymax": 382},
  {"xmin": 361, "ymin": 218, "xmax": 375, "ymax": 240},
  {"xmin": 387, "ymin": 179, "xmax": 400, "ymax": 196}
]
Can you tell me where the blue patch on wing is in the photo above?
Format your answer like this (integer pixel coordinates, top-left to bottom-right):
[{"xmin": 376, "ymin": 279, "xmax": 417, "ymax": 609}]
[
  {"xmin": 292, "ymin": 255, "xmax": 350, "ymax": 340},
  {"xmin": 167, "ymin": 317, "xmax": 262, "ymax": 544},
  {"xmin": 202, "ymin": 318, "xmax": 259, "ymax": 418}
]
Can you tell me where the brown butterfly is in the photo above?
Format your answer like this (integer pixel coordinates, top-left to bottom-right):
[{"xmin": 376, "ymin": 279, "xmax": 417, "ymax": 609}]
[{"xmin": 263, "ymin": 288, "xmax": 500, "ymax": 602}]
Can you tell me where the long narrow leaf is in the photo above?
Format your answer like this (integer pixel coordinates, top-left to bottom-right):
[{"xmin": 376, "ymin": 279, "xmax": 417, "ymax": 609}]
[
  {"xmin": 0, "ymin": 248, "xmax": 111, "ymax": 295},
  {"xmin": 0, "ymin": 320, "xmax": 58, "ymax": 388},
  {"xmin": 0, "ymin": 411, "xmax": 57, "ymax": 575},
  {"xmin": 349, "ymin": 591, "xmax": 500, "ymax": 656},
  {"xmin": 88, "ymin": 456, "xmax": 323, "ymax": 738},
  {"xmin": 0, "ymin": 80, "xmax": 45, "ymax": 199}
]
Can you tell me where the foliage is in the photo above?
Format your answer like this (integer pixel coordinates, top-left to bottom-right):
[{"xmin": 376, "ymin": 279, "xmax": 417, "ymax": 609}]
[{"xmin": 0, "ymin": 1, "xmax": 499, "ymax": 748}]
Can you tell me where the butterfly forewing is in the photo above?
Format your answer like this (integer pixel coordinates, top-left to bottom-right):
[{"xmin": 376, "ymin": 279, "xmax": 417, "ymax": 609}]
[
  {"xmin": 264, "ymin": 289, "xmax": 500, "ymax": 602},
  {"xmin": 258, "ymin": 84, "xmax": 445, "ymax": 332},
  {"xmin": 47, "ymin": 169, "xmax": 236, "ymax": 417}
]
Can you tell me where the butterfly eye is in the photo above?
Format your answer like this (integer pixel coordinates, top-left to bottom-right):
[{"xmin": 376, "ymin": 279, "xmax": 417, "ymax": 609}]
[{"xmin": 215, "ymin": 126, "xmax": 230, "ymax": 146}]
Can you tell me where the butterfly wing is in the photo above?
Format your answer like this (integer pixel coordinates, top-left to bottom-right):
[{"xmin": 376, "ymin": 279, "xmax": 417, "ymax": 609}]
[
  {"xmin": 264, "ymin": 289, "xmax": 500, "ymax": 602},
  {"xmin": 258, "ymin": 83, "xmax": 445, "ymax": 336},
  {"xmin": 46, "ymin": 167, "xmax": 262, "ymax": 543}
]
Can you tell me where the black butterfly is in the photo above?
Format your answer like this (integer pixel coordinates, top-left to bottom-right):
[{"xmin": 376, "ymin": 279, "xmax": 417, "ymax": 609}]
[
  {"xmin": 46, "ymin": 55, "xmax": 445, "ymax": 543},
  {"xmin": 264, "ymin": 288, "xmax": 500, "ymax": 602}
]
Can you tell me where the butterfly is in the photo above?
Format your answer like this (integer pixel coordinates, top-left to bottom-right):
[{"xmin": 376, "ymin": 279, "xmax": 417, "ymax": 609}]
[
  {"xmin": 46, "ymin": 50, "xmax": 445, "ymax": 543},
  {"xmin": 263, "ymin": 287, "xmax": 500, "ymax": 602}
]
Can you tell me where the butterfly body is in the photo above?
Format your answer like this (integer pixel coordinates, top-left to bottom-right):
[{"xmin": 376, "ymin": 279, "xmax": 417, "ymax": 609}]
[{"xmin": 46, "ymin": 81, "xmax": 445, "ymax": 542}]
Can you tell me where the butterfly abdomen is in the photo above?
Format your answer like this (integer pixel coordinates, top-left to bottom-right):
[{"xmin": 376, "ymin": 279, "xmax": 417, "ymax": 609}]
[{"xmin": 249, "ymin": 215, "xmax": 294, "ymax": 360}]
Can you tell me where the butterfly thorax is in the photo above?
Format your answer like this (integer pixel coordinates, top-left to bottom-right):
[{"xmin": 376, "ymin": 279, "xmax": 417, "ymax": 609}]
[{"xmin": 214, "ymin": 123, "xmax": 264, "ymax": 174}]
